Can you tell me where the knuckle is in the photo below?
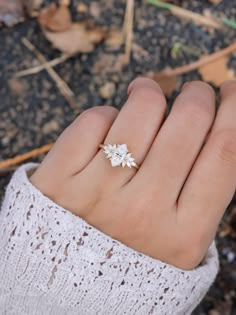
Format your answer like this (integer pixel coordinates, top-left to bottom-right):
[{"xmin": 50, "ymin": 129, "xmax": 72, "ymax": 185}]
[
  {"xmin": 212, "ymin": 130, "xmax": 236, "ymax": 165},
  {"xmin": 80, "ymin": 106, "xmax": 118, "ymax": 125},
  {"xmin": 174, "ymin": 238, "xmax": 203, "ymax": 270},
  {"xmin": 177, "ymin": 248, "xmax": 202, "ymax": 270}
]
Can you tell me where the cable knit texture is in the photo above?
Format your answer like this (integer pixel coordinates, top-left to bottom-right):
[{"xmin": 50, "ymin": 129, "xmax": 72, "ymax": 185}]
[{"xmin": 0, "ymin": 163, "xmax": 219, "ymax": 315}]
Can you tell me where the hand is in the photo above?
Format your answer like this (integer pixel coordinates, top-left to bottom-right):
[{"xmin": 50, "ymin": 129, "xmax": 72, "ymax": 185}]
[{"xmin": 30, "ymin": 78, "xmax": 236, "ymax": 270}]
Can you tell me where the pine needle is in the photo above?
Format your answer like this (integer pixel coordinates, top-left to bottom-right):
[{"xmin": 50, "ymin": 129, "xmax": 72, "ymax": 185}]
[
  {"xmin": 158, "ymin": 42, "xmax": 236, "ymax": 77},
  {"xmin": 0, "ymin": 144, "xmax": 54, "ymax": 170},
  {"xmin": 22, "ymin": 38, "xmax": 77, "ymax": 109},
  {"xmin": 146, "ymin": 0, "xmax": 222, "ymax": 29}
]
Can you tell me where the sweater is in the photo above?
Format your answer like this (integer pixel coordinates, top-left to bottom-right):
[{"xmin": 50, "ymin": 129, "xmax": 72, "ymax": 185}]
[{"xmin": 0, "ymin": 163, "xmax": 219, "ymax": 315}]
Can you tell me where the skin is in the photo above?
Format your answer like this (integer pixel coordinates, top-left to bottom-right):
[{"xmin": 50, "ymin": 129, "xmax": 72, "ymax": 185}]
[{"xmin": 30, "ymin": 78, "xmax": 236, "ymax": 270}]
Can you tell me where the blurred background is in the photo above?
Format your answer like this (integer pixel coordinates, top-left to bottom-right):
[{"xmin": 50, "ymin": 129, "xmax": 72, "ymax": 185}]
[{"xmin": 0, "ymin": 0, "xmax": 235, "ymax": 313}]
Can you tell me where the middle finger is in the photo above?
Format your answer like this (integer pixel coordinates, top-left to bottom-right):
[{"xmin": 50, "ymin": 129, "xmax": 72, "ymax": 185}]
[{"xmin": 132, "ymin": 81, "xmax": 216, "ymax": 204}]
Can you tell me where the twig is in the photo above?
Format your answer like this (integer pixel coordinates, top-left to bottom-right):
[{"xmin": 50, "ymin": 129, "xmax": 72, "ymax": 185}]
[
  {"xmin": 0, "ymin": 144, "xmax": 54, "ymax": 170},
  {"xmin": 15, "ymin": 53, "xmax": 74, "ymax": 78},
  {"xmin": 146, "ymin": 0, "xmax": 222, "ymax": 29},
  {"xmin": 22, "ymin": 38, "xmax": 77, "ymax": 109},
  {"xmin": 159, "ymin": 42, "xmax": 236, "ymax": 76},
  {"xmin": 123, "ymin": 0, "xmax": 135, "ymax": 64}
]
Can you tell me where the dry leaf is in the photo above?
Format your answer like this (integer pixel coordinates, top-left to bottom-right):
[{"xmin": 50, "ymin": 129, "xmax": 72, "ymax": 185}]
[
  {"xmin": 209, "ymin": 0, "xmax": 222, "ymax": 4},
  {"xmin": 149, "ymin": 73, "xmax": 179, "ymax": 97},
  {"xmin": 24, "ymin": 0, "xmax": 44, "ymax": 17},
  {"xmin": 8, "ymin": 78, "xmax": 28, "ymax": 95},
  {"xmin": 105, "ymin": 30, "xmax": 124, "ymax": 49},
  {"xmin": 0, "ymin": 0, "xmax": 24, "ymax": 26},
  {"xmin": 198, "ymin": 56, "xmax": 235, "ymax": 86},
  {"xmin": 38, "ymin": 3, "xmax": 72, "ymax": 32},
  {"xmin": 93, "ymin": 54, "xmax": 126, "ymax": 74},
  {"xmin": 59, "ymin": 0, "xmax": 71, "ymax": 6},
  {"xmin": 43, "ymin": 22, "xmax": 106, "ymax": 54},
  {"xmin": 77, "ymin": 3, "xmax": 88, "ymax": 13}
]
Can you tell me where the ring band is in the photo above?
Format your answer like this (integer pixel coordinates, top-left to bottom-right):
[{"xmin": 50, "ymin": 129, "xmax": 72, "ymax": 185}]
[{"xmin": 99, "ymin": 144, "xmax": 139, "ymax": 169}]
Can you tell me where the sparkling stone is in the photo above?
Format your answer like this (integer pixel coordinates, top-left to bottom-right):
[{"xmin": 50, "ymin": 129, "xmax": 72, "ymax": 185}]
[
  {"xmin": 110, "ymin": 144, "xmax": 127, "ymax": 167},
  {"xmin": 103, "ymin": 144, "xmax": 136, "ymax": 168}
]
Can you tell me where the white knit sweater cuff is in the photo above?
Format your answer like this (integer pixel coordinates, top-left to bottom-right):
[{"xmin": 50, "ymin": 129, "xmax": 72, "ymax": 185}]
[{"xmin": 0, "ymin": 163, "xmax": 219, "ymax": 315}]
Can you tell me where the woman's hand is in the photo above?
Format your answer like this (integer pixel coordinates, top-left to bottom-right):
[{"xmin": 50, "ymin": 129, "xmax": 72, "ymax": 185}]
[{"xmin": 30, "ymin": 78, "xmax": 236, "ymax": 270}]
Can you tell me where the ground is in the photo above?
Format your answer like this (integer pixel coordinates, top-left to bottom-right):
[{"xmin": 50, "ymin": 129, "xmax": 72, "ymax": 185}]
[{"xmin": 0, "ymin": 0, "xmax": 236, "ymax": 314}]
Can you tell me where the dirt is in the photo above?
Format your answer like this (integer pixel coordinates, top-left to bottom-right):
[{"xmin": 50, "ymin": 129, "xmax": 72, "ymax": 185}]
[{"xmin": 0, "ymin": 0, "xmax": 235, "ymax": 314}]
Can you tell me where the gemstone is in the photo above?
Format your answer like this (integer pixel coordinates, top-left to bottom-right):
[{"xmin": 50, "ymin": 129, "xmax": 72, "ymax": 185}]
[{"xmin": 102, "ymin": 144, "xmax": 137, "ymax": 168}]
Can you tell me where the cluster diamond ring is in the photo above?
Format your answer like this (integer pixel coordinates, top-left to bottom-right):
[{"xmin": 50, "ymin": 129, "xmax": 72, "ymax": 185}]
[{"xmin": 99, "ymin": 144, "xmax": 139, "ymax": 169}]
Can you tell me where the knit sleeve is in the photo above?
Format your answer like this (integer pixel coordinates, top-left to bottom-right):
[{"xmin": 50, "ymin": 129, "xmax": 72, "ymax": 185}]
[{"xmin": 0, "ymin": 163, "xmax": 219, "ymax": 315}]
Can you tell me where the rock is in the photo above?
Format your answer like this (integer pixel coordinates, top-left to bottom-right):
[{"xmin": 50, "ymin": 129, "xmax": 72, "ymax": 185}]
[
  {"xmin": 76, "ymin": 2, "xmax": 88, "ymax": 13},
  {"xmin": 42, "ymin": 120, "xmax": 59, "ymax": 135},
  {"xmin": 99, "ymin": 82, "xmax": 116, "ymax": 99},
  {"xmin": 90, "ymin": 2, "xmax": 101, "ymax": 18}
]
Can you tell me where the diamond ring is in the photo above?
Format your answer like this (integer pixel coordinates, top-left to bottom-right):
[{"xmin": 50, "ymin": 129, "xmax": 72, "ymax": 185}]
[{"xmin": 99, "ymin": 144, "xmax": 139, "ymax": 169}]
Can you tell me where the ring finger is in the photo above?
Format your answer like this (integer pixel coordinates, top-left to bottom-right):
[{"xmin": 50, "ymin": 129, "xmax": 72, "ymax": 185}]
[{"xmin": 90, "ymin": 77, "xmax": 167, "ymax": 188}]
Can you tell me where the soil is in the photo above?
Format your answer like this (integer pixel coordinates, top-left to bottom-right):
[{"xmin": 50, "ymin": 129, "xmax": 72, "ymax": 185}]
[{"xmin": 0, "ymin": 0, "xmax": 235, "ymax": 314}]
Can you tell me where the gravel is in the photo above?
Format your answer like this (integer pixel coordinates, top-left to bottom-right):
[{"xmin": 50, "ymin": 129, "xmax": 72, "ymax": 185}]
[{"xmin": 0, "ymin": 0, "xmax": 236, "ymax": 313}]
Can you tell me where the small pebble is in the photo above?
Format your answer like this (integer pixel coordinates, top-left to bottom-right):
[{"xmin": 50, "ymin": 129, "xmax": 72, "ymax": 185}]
[
  {"xmin": 42, "ymin": 120, "xmax": 59, "ymax": 135},
  {"xmin": 77, "ymin": 3, "xmax": 88, "ymax": 13},
  {"xmin": 222, "ymin": 247, "xmax": 236, "ymax": 263},
  {"xmin": 227, "ymin": 252, "xmax": 235, "ymax": 263},
  {"xmin": 90, "ymin": 2, "xmax": 101, "ymax": 18},
  {"xmin": 1, "ymin": 137, "xmax": 10, "ymax": 145},
  {"xmin": 99, "ymin": 82, "xmax": 116, "ymax": 99}
]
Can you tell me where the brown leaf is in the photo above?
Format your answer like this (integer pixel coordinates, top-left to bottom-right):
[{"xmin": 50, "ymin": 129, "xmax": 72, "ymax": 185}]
[
  {"xmin": 92, "ymin": 54, "xmax": 126, "ymax": 74},
  {"xmin": 38, "ymin": 3, "xmax": 72, "ymax": 32},
  {"xmin": 59, "ymin": 0, "xmax": 71, "ymax": 6},
  {"xmin": 24, "ymin": 0, "xmax": 44, "ymax": 17},
  {"xmin": 0, "ymin": 0, "xmax": 24, "ymax": 26},
  {"xmin": 149, "ymin": 73, "xmax": 179, "ymax": 97},
  {"xmin": 43, "ymin": 22, "xmax": 106, "ymax": 54},
  {"xmin": 198, "ymin": 56, "xmax": 235, "ymax": 86},
  {"xmin": 77, "ymin": 3, "xmax": 88, "ymax": 13},
  {"xmin": 208, "ymin": 0, "xmax": 222, "ymax": 4},
  {"xmin": 8, "ymin": 78, "xmax": 28, "ymax": 95},
  {"xmin": 105, "ymin": 30, "xmax": 124, "ymax": 50}
]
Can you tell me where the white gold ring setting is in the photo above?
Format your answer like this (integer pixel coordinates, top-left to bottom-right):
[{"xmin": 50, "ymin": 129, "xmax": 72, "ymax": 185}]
[{"xmin": 99, "ymin": 144, "xmax": 139, "ymax": 169}]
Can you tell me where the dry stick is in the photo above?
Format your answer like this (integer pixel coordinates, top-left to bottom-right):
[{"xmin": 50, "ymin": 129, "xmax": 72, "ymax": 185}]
[
  {"xmin": 123, "ymin": 0, "xmax": 135, "ymax": 65},
  {"xmin": 145, "ymin": 0, "xmax": 222, "ymax": 29},
  {"xmin": 15, "ymin": 53, "xmax": 74, "ymax": 78},
  {"xmin": 0, "ymin": 144, "xmax": 54, "ymax": 170},
  {"xmin": 171, "ymin": 5, "xmax": 221, "ymax": 29},
  {"xmin": 22, "ymin": 38, "xmax": 77, "ymax": 109},
  {"xmin": 159, "ymin": 42, "xmax": 236, "ymax": 77}
]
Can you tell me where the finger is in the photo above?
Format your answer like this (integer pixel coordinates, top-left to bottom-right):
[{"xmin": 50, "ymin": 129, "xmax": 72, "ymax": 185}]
[
  {"xmin": 133, "ymin": 81, "xmax": 215, "ymax": 203},
  {"xmin": 178, "ymin": 80, "xmax": 236, "ymax": 239},
  {"xmin": 91, "ymin": 77, "xmax": 167, "ymax": 187},
  {"xmin": 33, "ymin": 106, "xmax": 118, "ymax": 179}
]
